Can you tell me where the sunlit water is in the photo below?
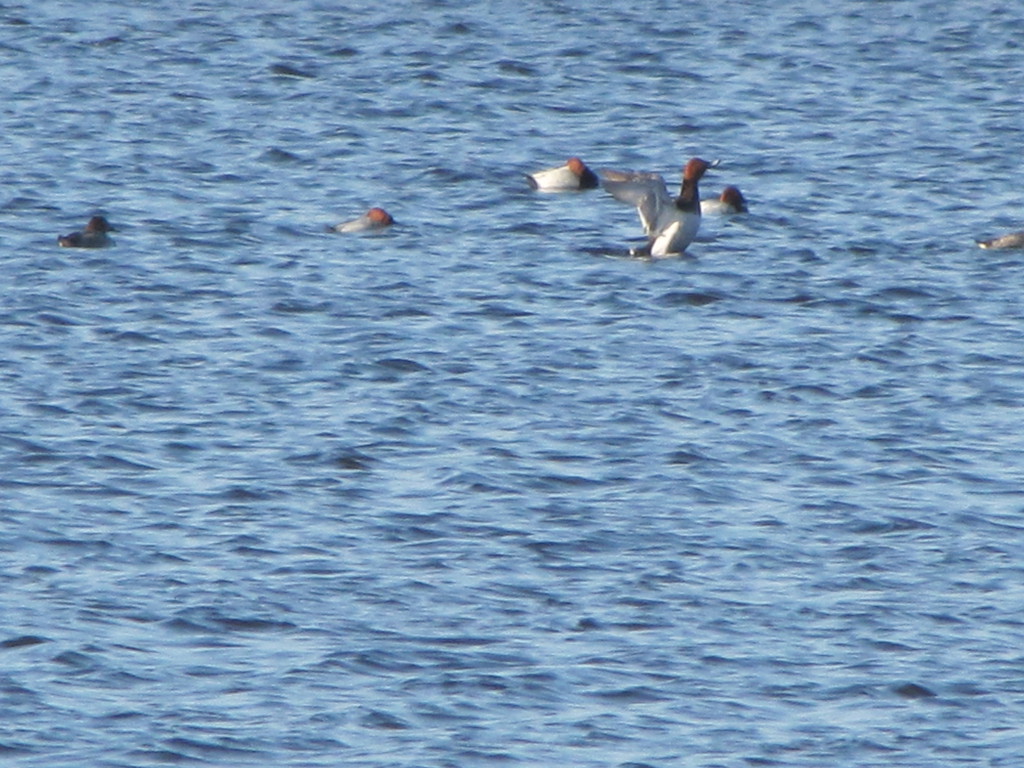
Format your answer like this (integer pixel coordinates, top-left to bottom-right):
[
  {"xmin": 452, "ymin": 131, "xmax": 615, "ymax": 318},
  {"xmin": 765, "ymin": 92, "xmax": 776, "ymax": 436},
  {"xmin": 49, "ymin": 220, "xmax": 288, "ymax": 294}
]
[{"xmin": 2, "ymin": 1, "xmax": 1024, "ymax": 766}]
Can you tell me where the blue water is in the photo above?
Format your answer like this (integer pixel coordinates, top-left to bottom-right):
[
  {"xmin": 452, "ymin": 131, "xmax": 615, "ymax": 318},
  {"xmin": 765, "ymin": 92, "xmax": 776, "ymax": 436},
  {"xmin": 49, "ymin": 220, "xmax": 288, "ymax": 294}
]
[{"xmin": 3, "ymin": 1, "xmax": 1024, "ymax": 766}]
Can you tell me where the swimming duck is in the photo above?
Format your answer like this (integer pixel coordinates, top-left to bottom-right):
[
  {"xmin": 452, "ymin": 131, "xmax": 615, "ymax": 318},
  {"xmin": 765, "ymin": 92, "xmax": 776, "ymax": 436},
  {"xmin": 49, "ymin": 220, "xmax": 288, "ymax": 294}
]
[
  {"xmin": 57, "ymin": 216, "xmax": 115, "ymax": 248},
  {"xmin": 701, "ymin": 185, "xmax": 748, "ymax": 215},
  {"xmin": 601, "ymin": 157, "xmax": 713, "ymax": 257},
  {"xmin": 526, "ymin": 156, "xmax": 600, "ymax": 192},
  {"xmin": 977, "ymin": 231, "xmax": 1024, "ymax": 249},
  {"xmin": 330, "ymin": 207, "xmax": 394, "ymax": 233}
]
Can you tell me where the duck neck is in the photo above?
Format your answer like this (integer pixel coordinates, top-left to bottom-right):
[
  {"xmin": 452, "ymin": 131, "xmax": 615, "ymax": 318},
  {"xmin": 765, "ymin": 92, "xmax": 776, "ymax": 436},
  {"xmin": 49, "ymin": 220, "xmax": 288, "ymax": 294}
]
[{"xmin": 675, "ymin": 179, "xmax": 701, "ymax": 213}]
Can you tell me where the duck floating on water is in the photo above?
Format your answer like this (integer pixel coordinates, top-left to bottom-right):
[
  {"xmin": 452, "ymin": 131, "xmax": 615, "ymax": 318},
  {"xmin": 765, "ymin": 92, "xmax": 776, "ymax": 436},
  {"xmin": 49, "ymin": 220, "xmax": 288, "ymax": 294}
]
[
  {"xmin": 330, "ymin": 207, "xmax": 394, "ymax": 233},
  {"xmin": 58, "ymin": 216, "xmax": 115, "ymax": 248},
  {"xmin": 526, "ymin": 156, "xmax": 599, "ymax": 192},
  {"xmin": 701, "ymin": 185, "xmax": 748, "ymax": 215},
  {"xmin": 977, "ymin": 230, "xmax": 1024, "ymax": 249}
]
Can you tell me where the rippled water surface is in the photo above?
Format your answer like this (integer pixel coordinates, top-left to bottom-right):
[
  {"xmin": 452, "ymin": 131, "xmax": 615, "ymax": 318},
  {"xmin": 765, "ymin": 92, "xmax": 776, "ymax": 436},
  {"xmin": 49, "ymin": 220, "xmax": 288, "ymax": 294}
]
[{"xmin": 3, "ymin": 1, "xmax": 1024, "ymax": 766}]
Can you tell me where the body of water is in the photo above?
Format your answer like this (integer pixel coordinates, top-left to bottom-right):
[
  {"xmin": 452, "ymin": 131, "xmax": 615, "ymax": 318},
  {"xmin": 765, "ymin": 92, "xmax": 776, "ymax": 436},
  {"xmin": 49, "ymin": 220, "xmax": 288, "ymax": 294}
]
[{"xmin": 2, "ymin": 1, "xmax": 1024, "ymax": 766}]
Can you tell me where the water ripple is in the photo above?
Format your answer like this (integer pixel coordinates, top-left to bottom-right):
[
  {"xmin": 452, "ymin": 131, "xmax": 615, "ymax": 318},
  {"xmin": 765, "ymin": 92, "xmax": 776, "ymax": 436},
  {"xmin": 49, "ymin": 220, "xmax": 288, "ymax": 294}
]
[{"xmin": 2, "ymin": 2, "xmax": 1024, "ymax": 767}]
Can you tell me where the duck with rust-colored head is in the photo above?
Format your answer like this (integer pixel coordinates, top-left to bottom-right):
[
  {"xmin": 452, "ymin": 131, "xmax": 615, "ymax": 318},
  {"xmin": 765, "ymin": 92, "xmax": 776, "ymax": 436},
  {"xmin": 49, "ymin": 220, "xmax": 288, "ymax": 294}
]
[
  {"xmin": 701, "ymin": 185, "xmax": 748, "ymax": 215},
  {"xmin": 526, "ymin": 156, "xmax": 600, "ymax": 192},
  {"xmin": 330, "ymin": 207, "xmax": 395, "ymax": 233},
  {"xmin": 601, "ymin": 157, "xmax": 714, "ymax": 257}
]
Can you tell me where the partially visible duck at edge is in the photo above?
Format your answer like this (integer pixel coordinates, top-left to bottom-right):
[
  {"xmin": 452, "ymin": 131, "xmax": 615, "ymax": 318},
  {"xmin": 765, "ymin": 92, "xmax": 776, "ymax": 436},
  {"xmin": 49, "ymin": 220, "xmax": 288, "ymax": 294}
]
[
  {"xmin": 330, "ymin": 207, "xmax": 394, "ymax": 233},
  {"xmin": 701, "ymin": 185, "xmax": 748, "ymax": 215},
  {"xmin": 977, "ymin": 230, "xmax": 1024, "ymax": 249},
  {"xmin": 526, "ymin": 156, "xmax": 600, "ymax": 192},
  {"xmin": 601, "ymin": 157, "xmax": 714, "ymax": 257},
  {"xmin": 58, "ymin": 215, "xmax": 115, "ymax": 248}
]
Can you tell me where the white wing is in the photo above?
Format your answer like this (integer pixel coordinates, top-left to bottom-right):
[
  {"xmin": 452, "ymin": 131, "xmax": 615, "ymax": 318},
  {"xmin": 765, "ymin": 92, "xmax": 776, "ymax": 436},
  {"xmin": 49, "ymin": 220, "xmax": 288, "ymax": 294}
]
[{"xmin": 600, "ymin": 170, "xmax": 673, "ymax": 236}]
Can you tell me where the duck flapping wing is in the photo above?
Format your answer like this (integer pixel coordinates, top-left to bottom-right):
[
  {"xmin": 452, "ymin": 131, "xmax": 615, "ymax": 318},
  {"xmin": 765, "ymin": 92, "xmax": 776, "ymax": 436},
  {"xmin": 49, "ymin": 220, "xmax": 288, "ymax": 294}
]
[{"xmin": 600, "ymin": 170, "xmax": 673, "ymax": 236}]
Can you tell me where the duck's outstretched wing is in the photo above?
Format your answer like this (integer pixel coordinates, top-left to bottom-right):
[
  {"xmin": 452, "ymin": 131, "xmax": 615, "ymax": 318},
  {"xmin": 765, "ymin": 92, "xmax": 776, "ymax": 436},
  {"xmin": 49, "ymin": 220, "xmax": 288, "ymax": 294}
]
[{"xmin": 600, "ymin": 170, "xmax": 673, "ymax": 236}]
